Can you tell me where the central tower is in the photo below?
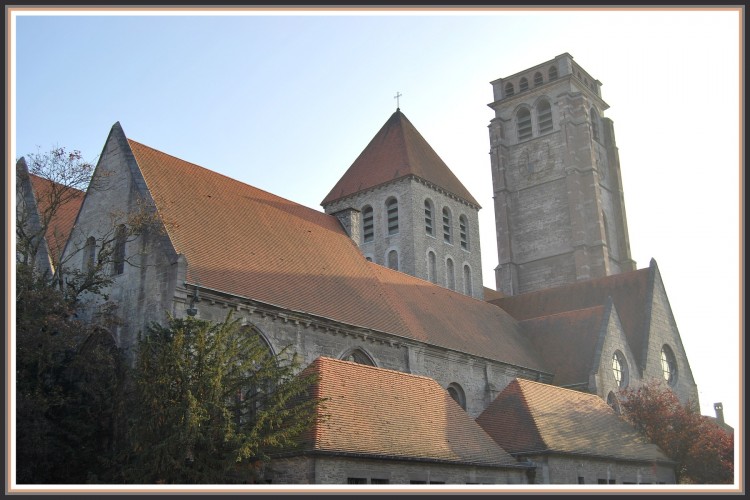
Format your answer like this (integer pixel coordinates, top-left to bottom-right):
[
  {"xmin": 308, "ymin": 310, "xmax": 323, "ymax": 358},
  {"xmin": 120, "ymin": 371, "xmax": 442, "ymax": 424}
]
[
  {"xmin": 322, "ymin": 108, "xmax": 483, "ymax": 298},
  {"xmin": 488, "ymin": 53, "xmax": 636, "ymax": 295}
]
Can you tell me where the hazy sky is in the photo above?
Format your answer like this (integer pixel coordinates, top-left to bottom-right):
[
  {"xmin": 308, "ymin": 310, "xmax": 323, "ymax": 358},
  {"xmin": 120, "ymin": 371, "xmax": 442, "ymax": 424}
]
[{"xmin": 10, "ymin": 7, "xmax": 742, "ymax": 435}]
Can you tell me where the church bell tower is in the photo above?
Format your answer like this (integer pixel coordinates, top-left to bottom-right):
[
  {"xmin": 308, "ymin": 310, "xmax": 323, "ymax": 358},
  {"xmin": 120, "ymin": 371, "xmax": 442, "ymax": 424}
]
[{"xmin": 488, "ymin": 53, "xmax": 636, "ymax": 296}]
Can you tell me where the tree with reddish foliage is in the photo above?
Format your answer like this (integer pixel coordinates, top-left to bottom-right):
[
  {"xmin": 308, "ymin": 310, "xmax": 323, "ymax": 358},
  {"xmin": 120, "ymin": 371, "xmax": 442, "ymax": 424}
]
[{"xmin": 618, "ymin": 381, "xmax": 733, "ymax": 484}]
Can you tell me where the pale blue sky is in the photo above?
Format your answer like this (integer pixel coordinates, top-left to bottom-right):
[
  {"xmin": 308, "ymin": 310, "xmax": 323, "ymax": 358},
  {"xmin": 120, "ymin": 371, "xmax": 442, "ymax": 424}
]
[{"xmin": 10, "ymin": 7, "xmax": 742, "ymax": 438}]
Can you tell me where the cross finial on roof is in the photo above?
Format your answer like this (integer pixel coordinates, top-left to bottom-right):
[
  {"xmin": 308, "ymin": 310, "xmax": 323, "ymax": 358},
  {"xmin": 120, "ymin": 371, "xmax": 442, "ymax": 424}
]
[{"xmin": 394, "ymin": 91, "xmax": 402, "ymax": 110}]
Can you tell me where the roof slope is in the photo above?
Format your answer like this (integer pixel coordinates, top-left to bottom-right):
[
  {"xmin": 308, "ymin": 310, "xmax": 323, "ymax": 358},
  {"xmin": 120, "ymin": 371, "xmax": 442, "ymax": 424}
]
[
  {"xmin": 321, "ymin": 109, "xmax": 480, "ymax": 207},
  {"xmin": 518, "ymin": 306, "xmax": 606, "ymax": 387},
  {"xmin": 302, "ymin": 357, "xmax": 520, "ymax": 467},
  {"xmin": 491, "ymin": 267, "xmax": 651, "ymax": 372},
  {"xmin": 127, "ymin": 138, "xmax": 545, "ymax": 371},
  {"xmin": 28, "ymin": 173, "xmax": 85, "ymax": 263},
  {"xmin": 476, "ymin": 379, "xmax": 671, "ymax": 463}
]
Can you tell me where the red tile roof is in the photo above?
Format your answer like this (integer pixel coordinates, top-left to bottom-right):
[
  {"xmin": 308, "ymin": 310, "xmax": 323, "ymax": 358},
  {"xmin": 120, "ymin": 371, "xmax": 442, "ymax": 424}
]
[
  {"xmin": 491, "ymin": 267, "xmax": 651, "ymax": 373},
  {"xmin": 128, "ymin": 137, "xmax": 545, "ymax": 372},
  {"xmin": 28, "ymin": 173, "xmax": 85, "ymax": 263},
  {"xmin": 301, "ymin": 357, "xmax": 520, "ymax": 467},
  {"xmin": 321, "ymin": 110, "xmax": 480, "ymax": 207},
  {"xmin": 518, "ymin": 306, "xmax": 606, "ymax": 387},
  {"xmin": 476, "ymin": 379, "xmax": 671, "ymax": 463}
]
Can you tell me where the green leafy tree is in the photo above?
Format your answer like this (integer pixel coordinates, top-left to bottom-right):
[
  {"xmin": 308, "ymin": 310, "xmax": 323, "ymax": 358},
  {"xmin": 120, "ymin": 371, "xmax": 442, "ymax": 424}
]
[
  {"xmin": 15, "ymin": 266, "xmax": 131, "ymax": 484},
  {"xmin": 125, "ymin": 314, "xmax": 321, "ymax": 484},
  {"xmin": 618, "ymin": 381, "xmax": 733, "ymax": 484}
]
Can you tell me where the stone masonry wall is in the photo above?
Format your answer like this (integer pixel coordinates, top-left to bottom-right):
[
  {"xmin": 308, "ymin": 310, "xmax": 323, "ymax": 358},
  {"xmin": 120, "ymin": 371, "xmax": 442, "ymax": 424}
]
[{"xmin": 267, "ymin": 455, "xmax": 529, "ymax": 485}]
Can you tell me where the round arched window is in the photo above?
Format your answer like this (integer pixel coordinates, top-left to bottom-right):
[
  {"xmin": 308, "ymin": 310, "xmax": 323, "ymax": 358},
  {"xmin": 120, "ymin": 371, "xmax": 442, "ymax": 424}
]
[
  {"xmin": 612, "ymin": 351, "xmax": 628, "ymax": 388},
  {"xmin": 447, "ymin": 383, "xmax": 466, "ymax": 410},
  {"xmin": 607, "ymin": 391, "xmax": 621, "ymax": 414},
  {"xmin": 660, "ymin": 345, "xmax": 678, "ymax": 385}
]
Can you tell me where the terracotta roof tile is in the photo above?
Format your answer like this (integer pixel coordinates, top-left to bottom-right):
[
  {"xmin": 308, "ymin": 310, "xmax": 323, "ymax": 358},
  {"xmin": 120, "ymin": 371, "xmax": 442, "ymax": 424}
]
[
  {"xmin": 321, "ymin": 110, "xmax": 480, "ymax": 207},
  {"xmin": 370, "ymin": 265, "xmax": 546, "ymax": 371},
  {"xmin": 518, "ymin": 306, "xmax": 606, "ymax": 387},
  {"xmin": 28, "ymin": 173, "xmax": 85, "ymax": 263},
  {"xmin": 302, "ymin": 357, "xmax": 519, "ymax": 467},
  {"xmin": 128, "ymin": 138, "xmax": 545, "ymax": 371},
  {"xmin": 477, "ymin": 379, "xmax": 671, "ymax": 463},
  {"xmin": 491, "ymin": 268, "xmax": 651, "ymax": 372}
]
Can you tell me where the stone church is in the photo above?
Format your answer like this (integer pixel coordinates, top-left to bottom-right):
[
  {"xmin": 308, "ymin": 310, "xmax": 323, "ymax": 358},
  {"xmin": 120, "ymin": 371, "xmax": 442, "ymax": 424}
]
[{"xmin": 28, "ymin": 53, "xmax": 699, "ymax": 485}]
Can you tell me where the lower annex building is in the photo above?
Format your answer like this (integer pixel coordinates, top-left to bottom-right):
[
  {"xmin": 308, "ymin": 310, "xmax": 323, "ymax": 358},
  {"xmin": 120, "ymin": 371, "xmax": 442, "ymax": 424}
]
[{"xmin": 26, "ymin": 53, "xmax": 699, "ymax": 485}]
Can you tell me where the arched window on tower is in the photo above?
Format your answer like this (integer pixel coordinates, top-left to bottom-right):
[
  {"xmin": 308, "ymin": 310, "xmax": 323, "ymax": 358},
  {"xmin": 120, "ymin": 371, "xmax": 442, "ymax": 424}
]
[
  {"xmin": 442, "ymin": 207, "xmax": 453, "ymax": 244},
  {"xmin": 519, "ymin": 77, "xmax": 529, "ymax": 92},
  {"xmin": 362, "ymin": 205, "xmax": 374, "ymax": 242},
  {"xmin": 590, "ymin": 107, "xmax": 600, "ymax": 142},
  {"xmin": 537, "ymin": 99, "xmax": 553, "ymax": 134},
  {"xmin": 424, "ymin": 199, "xmax": 434, "ymax": 236},
  {"xmin": 534, "ymin": 71, "xmax": 544, "ymax": 87},
  {"xmin": 387, "ymin": 249, "xmax": 399, "ymax": 271},
  {"xmin": 428, "ymin": 251, "xmax": 437, "ymax": 283},
  {"xmin": 549, "ymin": 66, "xmax": 558, "ymax": 81},
  {"xmin": 386, "ymin": 197, "xmax": 399, "ymax": 235},
  {"xmin": 517, "ymin": 108, "xmax": 532, "ymax": 141},
  {"xmin": 459, "ymin": 215, "xmax": 469, "ymax": 250},
  {"xmin": 463, "ymin": 265, "xmax": 472, "ymax": 296},
  {"xmin": 505, "ymin": 82, "xmax": 515, "ymax": 97},
  {"xmin": 446, "ymin": 258, "xmax": 455, "ymax": 290}
]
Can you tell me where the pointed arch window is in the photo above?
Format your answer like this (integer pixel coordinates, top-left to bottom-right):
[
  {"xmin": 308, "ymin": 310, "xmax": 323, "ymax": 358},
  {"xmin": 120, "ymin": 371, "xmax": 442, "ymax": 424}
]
[
  {"xmin": 548, "ymin": 66, "xmax": 558, "ymax": 81},
  {"xmin": 537, "ymin": 99, "xmax": 553, "ymax": 134},
  {"xmin": 113, "ymin": 224, "xmax": 127, "ymax": 275},
  {"xmin": 442, "ymin": 207, "xmax": 453, "ymax": 244},
  {"xmin": 612, "ymin": 351, "xmax": 628, "ymax": 388},
  {"xmin": 519, "ymin": 77, "xmax": 529, "ymax": 92},
  {"xmin": 424, "ymin": 199, "xmax": 434, "ymax": 236},
  {"xmin": 590, "ymin": 107, "xmax": 600, "ymax": 142},
  {"xmin": 83, "ymin": 236, "xmax": 96, "ymax": 272},
  {"xmin": 660, "ymin": 345, "xmax": 678, "ymax": 386},
  {"xmin": 235, "ymin": 327, "xmax": 275, "ymax": 425},
  {"xmin": 459, "ymin": 215, "xmax": 469, "ymax": 250},
  {"xmin": 428, "ymin": 251, "xmax": 437, "ymax": 283},
  {"xmin": 386, "ymin": 197, "xmax": 399, "ymax": 235},
  {"xmin": 517, "ymin": 108, "xmax": 532, "ymax": 141},
  {"xmin": 534, "ymin": 71, "xmax": 544, "ymax": 87},
  {"xmin": 504, "ymin": 82, "xmax": 515, "ymax": 97},
  {"xmin": 463, "ymin": 265, "xmax": 472, "ymax": 296},
  {"xmin": 343, "ymin": 348, "xmax": 376, "ymax": 366},
  {"xmin": 387, "ymin": 249, "xmax": 399, "ymax": 271},
  {"xmin": 446, "ymin": 258, "xmax": 455, "ymax": 290}
]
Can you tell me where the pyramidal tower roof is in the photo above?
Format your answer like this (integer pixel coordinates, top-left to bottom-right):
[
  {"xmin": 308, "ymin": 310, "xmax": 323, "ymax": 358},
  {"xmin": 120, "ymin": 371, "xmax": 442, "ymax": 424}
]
[{"xmin": 321, "ymin": 109, "xmax": 480, "ymax": 207}]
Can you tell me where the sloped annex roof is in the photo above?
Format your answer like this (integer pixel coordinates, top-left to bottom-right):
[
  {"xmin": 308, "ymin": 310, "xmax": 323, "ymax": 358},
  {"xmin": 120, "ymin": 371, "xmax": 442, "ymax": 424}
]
[
  {"xmin": 518, "ymin": 305, "xmax": 607, "ymax": 387},
  {"xmin": 476, "ymin": 379, "xmax": 672, "ymax": 463},
  {"xmin": 321, "ymin": 109, "xmax": 480, "ymax": 207},
  {"xmin": 125, "ymin": 131, "xmax": 545, "ymax": 372},
  {"xmin": 27, "ymin": 172, "xmax": 85, "ymax": 264},
  {"xmin": 490, "ymin": 266, "xmax": 653, "ymax": 373},
  {"xmin": 299, "ymin": 357, "xmax": 522, "ymax": 467}
]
